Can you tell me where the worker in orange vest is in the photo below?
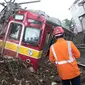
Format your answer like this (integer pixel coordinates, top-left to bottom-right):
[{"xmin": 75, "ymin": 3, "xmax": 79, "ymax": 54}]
[{"xmin": 49, "ymin": 26, "xmax": 81, "ymax": 85}]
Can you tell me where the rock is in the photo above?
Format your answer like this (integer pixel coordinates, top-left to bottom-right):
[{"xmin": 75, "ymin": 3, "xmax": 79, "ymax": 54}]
[{"xmin": 51, "ymin": 82, "xmax": 57, "ymax": 85}]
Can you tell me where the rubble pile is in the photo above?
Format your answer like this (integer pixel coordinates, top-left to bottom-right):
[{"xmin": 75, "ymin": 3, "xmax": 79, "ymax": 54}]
[
  {"xmin": 0, "ymin": 56, "xmax": 62, "ymax": 85},
  {"xmin": 0, "ymin": 54, "xmax": 85, "ymax": 85}
]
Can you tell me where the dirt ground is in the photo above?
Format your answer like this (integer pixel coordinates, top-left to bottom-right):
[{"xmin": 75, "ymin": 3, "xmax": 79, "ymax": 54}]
[
  {"xmin": 0, "ymin": 53, "xmax": 85, "ymax": 85},
  {"xmin": 0, "ymin": 55, "xmax": 62, "ymax": 85}
]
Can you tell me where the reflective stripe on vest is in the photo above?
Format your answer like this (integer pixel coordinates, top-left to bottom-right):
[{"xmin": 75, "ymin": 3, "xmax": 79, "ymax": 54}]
[{"xmin": 51, "ymin": 41, "xmax": 75, "ymax": 65}]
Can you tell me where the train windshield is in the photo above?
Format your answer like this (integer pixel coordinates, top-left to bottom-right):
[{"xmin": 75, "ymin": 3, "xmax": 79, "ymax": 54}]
[
  {"xmin": 23, "ymin": 27, "xmax": 41, "ymax": 46},
  {"xmin": 9, "ymin": 23, "xmax": 22, "ymax": 40}
]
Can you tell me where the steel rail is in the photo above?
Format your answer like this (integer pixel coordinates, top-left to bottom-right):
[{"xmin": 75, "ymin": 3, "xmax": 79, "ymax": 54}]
[{"xmin": 78, "ymin": 62, "xmax": 85, "ymax": 67}]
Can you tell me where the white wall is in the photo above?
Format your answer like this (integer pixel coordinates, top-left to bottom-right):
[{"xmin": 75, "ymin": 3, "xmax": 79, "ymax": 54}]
[{"xmin": 70, "ymin": 0, "xmax": 85, "ymax": 33}]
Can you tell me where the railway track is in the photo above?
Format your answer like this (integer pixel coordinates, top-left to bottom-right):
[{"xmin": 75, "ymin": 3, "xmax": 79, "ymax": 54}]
[
  {"xmin": 76, "ymin": 44, "xmax": 85, "ymax": 49},
  {"xmin": 78, "ymin": 63, "xmax": 85, "ymax": 67},
  {"xmin": 76, "ymin": 44, "xmax": 85, "ymax": 66},
  {"xmin": 75, "ymin": 44, "xmax": 85, "ymax": 84},
  {"xmin": 78, "ymin": 63, "xmax": 85, "ymax": 85}
]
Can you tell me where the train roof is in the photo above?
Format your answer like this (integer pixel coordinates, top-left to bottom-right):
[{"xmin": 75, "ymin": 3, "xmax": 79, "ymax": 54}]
[
  {"xmin": 27, "ymin": 10, "xmax": 73, "ymax": 34},
  {"xmin": 29, "ymin": 10, "xmax": 62, "ymax": 25}
]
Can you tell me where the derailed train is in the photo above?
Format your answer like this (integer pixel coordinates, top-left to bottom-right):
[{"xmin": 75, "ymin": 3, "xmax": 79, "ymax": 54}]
[{"xmin": 0, "ymin": 0, "xmax": 73, "ymax": 71}]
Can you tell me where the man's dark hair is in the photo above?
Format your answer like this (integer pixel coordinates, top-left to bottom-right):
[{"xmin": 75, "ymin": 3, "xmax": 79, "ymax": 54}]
[{"xmin": 55, "ymin": 34, "xmax": 64, "ymax": 39}]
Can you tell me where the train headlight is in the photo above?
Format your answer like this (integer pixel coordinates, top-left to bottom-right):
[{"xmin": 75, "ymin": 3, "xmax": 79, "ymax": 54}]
[{"xmin": 28, "ymin": 50, "xmax": 33, "ymax": 56}]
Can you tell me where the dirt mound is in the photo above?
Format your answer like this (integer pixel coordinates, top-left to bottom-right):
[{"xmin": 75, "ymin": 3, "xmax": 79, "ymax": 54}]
[
  {"xmin": 0, "ymin": 55, "xmax": 85, "ymax": 85},
  {"xmin": 0, "ymin": 56, "xmax": 61, "ymax": 85}
]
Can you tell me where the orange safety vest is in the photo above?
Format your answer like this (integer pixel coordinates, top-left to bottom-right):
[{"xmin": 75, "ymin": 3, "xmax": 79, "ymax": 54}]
[{"xmin": 49, "ymin": 38, "xmax": 80, "ymax": 80}]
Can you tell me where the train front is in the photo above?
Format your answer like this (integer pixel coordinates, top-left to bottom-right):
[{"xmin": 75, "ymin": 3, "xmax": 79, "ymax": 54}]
[{"xmin": 0, "ymin": 10, "xmax": 46, "ymax": 71}]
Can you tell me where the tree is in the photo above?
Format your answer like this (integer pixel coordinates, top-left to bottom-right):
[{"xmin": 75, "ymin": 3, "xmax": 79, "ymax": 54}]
[{"xmin": 62, "ymin": 19, "xmax": 73, "ymax": 31}]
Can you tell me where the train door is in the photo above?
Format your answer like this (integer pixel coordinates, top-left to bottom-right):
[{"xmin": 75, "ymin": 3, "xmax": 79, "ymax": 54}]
[
  {"xmin": 42, "ymin": 31, "xmax": 53, "ymax": 56},
  {"xmin": 1, "ymin": 21, "xmax": 24, "ymax": 58}
]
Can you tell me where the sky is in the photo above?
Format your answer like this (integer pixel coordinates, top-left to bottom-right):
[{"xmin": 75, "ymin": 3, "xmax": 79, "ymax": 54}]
[{"xmin": 0, "ymin": 0, "xmax": 75, "ymax": 21}]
